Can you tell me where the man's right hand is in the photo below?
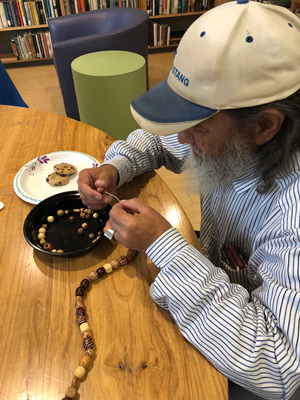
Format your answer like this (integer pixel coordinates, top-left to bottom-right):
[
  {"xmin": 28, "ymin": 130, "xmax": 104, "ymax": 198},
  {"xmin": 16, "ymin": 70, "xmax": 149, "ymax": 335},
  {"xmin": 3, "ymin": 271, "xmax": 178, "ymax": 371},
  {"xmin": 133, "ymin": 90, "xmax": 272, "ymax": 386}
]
[{"xmin": 77, "ymin": 164, "xmax": 119, "ymax": 210}]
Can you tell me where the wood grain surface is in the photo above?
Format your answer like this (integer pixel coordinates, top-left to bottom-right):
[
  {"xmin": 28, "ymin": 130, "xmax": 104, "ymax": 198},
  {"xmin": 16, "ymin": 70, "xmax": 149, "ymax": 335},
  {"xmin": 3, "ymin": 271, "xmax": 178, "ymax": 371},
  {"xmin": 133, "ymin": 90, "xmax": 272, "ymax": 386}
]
[{"xmin": 0, "ymin": 106, "xmax": 227, "ymax": 400}]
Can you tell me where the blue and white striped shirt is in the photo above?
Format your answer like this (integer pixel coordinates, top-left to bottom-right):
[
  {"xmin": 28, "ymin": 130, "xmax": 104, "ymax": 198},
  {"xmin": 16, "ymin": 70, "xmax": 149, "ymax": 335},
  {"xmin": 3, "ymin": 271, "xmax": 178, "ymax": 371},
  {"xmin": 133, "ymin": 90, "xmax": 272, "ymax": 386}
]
[{"xmin": 104, "ymin": 129, "xmax": 300, "ymax": 400}]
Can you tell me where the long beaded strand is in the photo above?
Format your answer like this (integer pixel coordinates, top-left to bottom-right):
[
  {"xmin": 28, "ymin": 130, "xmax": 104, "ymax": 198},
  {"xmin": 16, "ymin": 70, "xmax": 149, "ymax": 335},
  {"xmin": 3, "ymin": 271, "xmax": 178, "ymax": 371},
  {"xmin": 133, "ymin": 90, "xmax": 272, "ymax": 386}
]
[{"xmin": 61, "ymin": 248, "xmax": 137, "ymax": 400}]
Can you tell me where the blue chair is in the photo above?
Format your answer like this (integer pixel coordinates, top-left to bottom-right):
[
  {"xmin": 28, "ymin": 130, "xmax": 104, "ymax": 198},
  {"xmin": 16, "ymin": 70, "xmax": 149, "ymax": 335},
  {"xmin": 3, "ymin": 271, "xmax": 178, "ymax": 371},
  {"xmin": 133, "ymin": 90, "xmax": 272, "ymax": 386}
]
[
  {"xmin": 48, "ymin": 8, "xmax": 149, "ymax": 121},
  {"xmin": 0, "ymin": 60, "xmax": 28, "ymax": 107}
]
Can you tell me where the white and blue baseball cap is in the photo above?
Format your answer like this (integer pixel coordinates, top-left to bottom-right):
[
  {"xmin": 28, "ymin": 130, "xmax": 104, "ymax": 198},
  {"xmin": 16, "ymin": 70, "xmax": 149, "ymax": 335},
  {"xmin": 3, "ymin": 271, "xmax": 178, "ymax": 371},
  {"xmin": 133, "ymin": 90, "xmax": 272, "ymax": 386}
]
[{"xmin": 130, "ymin": 0, "xmax": 300, "ymax": 136}]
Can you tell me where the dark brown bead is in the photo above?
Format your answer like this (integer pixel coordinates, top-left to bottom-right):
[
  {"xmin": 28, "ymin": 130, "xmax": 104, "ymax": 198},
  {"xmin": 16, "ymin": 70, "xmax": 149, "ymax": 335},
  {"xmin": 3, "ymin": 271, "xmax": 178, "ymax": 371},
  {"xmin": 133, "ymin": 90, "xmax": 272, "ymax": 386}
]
[
  {"xmin": 68, "ymin": 216, "xmax": 75, "ymax": 223},
  {"xmin": 80, "ymin": 279, "xmax": 90, "ymax": 290},
  {"xmin": 61, "ymin": 398, "xmax": 71, "ymax": 400},
  {"xmin": 83, "ymin": 336, "xmax": 94, "ymax": 350},
  {"xmin": 76, "ymin": 307, "xmax": 86, "ymax": 317},
  {"xmin": 75, "ymin": 286, "xmax": 85, "ymax": 297},
  {"xmin": 96, "ymin": 267, "xmax": 106, "ymax": 278},
  {"xmin": 76, "ymin": 315, "xmax": 87, "ymax": 326}
]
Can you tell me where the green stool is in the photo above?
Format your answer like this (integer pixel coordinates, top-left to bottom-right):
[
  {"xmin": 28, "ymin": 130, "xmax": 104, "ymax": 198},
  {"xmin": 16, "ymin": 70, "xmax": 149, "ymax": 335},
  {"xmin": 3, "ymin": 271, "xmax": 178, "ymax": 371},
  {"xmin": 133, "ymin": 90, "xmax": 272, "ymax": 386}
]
[{"xmin": 71, "ymin": 50, "xmax": 146, "ymax": 140}]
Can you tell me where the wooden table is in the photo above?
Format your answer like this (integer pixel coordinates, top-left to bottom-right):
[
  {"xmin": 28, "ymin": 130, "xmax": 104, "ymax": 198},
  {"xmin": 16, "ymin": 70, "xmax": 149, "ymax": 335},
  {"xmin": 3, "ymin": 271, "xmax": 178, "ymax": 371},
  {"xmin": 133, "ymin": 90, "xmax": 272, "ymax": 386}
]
[{"xmin": 0, "ymin": 106, "xmax": 227, "ymax": 399}]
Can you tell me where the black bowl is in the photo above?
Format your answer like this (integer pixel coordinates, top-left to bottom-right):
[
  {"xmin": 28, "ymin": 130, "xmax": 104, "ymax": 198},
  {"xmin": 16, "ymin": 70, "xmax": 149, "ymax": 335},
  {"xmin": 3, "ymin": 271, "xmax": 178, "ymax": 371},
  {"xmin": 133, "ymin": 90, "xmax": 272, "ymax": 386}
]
[{"xmin": 23, "ymin": 191, "xmax": 111, "ymax": 257}]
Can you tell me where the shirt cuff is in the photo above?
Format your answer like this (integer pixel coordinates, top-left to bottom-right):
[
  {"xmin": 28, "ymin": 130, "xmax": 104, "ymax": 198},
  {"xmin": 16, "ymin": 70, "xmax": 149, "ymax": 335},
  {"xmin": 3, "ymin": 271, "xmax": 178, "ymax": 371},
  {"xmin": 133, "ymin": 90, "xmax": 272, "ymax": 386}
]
[
  {"xmin": 101, "ymin": 156, "xmax": 131, "ymax": 188},
  {"xmin": 146, "ymin": 227, "xmax": 189, "ymax": 270}
]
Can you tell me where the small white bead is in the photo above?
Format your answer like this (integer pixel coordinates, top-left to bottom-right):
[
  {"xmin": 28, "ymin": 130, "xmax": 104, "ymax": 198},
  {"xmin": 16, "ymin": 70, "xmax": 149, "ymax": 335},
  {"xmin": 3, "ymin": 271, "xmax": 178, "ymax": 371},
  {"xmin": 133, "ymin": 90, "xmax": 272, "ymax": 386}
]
[
  {"xmin": 80, "ymin": 322, "xmax": 90, "ymax": 333},
  {"xmin": 74, "ymin": 365, "xmax": 86, "ymax": 379},
  {"xmin": 103, "ymin": 263, "xmax": 112, "ymax": 273}
]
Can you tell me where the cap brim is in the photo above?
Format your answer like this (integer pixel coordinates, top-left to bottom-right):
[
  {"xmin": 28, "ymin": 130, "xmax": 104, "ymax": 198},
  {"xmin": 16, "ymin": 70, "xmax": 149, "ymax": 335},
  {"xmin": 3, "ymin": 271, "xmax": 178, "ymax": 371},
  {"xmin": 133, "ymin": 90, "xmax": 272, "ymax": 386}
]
[{"xmin": 130, "ymin": 79, "xmax": 218, "ymax": 136}]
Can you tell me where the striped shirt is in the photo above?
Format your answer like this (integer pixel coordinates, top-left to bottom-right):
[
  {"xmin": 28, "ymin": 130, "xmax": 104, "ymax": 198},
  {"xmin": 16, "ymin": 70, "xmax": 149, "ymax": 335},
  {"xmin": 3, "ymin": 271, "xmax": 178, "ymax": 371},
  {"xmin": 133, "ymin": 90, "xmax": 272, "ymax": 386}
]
[{"xmin": 104, "ymin": 129, "xmax": 300, "ymax": 400}]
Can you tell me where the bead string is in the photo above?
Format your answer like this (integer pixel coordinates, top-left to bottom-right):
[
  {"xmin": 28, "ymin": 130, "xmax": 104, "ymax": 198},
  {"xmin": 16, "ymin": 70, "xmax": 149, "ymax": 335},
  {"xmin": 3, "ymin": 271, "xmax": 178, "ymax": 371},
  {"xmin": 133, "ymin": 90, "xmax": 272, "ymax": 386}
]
[{"xmin": 61, "ymin": 248, "xmax": 137, "ymax": 400}]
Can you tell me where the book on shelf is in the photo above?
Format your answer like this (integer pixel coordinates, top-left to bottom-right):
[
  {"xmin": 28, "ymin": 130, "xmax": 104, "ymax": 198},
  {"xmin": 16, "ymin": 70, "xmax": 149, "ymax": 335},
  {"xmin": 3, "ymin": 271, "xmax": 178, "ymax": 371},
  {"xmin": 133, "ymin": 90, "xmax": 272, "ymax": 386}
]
[
  {"xmin": 9, "ymin": 28, "xmax": 52, "ymax": 60},
  {"xmin": 149, "ymin": 20, "xmax": 170, "ymax": 47}
]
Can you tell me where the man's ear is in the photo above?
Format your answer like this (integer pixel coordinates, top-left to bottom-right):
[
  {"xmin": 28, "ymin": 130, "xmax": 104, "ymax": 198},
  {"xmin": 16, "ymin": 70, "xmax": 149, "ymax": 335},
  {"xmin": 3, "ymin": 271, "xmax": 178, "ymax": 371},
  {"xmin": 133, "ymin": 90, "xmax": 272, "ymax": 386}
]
[{"xmin": 254, "ymin": 109, "xmax": 285, "ymax": 146}]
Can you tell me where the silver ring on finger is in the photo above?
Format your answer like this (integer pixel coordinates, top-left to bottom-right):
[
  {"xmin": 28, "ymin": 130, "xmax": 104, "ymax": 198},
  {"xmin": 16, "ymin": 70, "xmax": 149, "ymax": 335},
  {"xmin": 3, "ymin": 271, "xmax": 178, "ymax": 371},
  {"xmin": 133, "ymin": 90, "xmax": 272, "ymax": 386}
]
[{"xmin": 104, "ymin": 228, "xmax": 116, "ymax": 241}]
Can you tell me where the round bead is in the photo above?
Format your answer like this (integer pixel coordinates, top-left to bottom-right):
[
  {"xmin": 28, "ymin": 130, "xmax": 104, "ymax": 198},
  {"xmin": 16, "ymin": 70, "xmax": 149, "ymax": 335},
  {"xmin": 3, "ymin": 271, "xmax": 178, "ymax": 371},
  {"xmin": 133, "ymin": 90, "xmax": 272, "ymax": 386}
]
[
  {"xmin": 85, "ymin": 348, "xmax": 94, "ymax": 357},
  {"xmin": 78, "ymin": 228, "xmax": 84, "ymax": 236},
  {"xmin": 96, "ymin": 267, "xmax": 106, "ymax": 278},
  {"xmin": 75, "ymin": 286, "xmax": 85, "ymax": 297},
  {"xmin": 93, "ymin": 213, "xmax": 99, "ymax": 219},
  {"xmin": 80, "ymin": 279, "xmax": 90, "ymax": 290},
  {"xmin": 119, "ymin": 255, "xmax": 127, "ymax": 266},
  {"xmin": 89, "ymin": 233, "xmax": 95, "ymax": 239},
  {"xmin": 103, "ymin": 263, "xmax": 112, "ymax": 273},
  {"xmin": 74, "ymin": 365, "xmax": 86, "ymax": 379},
  {"xmin": 76, "ymin": 307, "xmax": 86, "ymax": 317},
  {"xmin": 38, "ymin": 227, "xmax": 46, "ymax": 233},
  {"xmin": 111, "ymin": 259, "xmax": 120, "ymax": 269},
  {"xmin": 87, "ymin": 271, "xmax": 98, "ymax": 282},
  {"xmin": 71, "ymin": 376, "xmax": 79, "ymax": 389},
  {"xmin": 65, "ymin": 386, "xmax": 77, "ymax": 398},
  {"xmin": 75, "ymin": 299, "xmax": 85, "ymax": 309},
  {"xmin": 47, "ymin": 216, "xmax": 54, "ymax": 223},
  {"xmin": 81, "ymin": 222, "xmax": 88, "ymax": 230},
  {"xmin": 127, "ymin": 249, "xmax": 137, "ymax": 257},
  {"xmin": 79, "ymin": 354, "xmax": 92, "ymax": 369},
  {"xmin": 61, "ymin": 397, "xmax": 71, "ymax": 400},
  {"xmin": 69, "ymin": 216, "xmax": 75, "ymax": 223},
  {"xmin": 75, "ymin": 296, "xmax": 83, "ymax": 302},
  {"xmin": 79, "ymin": 322, "xmax": 90, "ymax": 333},
  {"xmin": 126, "ymin": 254, "xmax": 133, "ymax": 262},
  {"xmin": 76, "ymin": 315, "xmax": 87, "ymax": 326},
  {"xmin": 57, "ymin": 209, "xmax": 65, "ymax": 217},
  {"xmin": 43, "ymin": 243, "xmax": 53, "ymax": 252}
]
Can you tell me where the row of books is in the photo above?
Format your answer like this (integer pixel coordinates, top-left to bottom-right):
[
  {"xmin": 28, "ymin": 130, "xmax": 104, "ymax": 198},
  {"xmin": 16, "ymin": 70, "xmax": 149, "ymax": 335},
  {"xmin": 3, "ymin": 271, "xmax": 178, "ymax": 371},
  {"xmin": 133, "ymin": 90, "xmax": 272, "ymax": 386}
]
[
  {"xmin": 149, "ymin": 21, "xmax": 170, "ymax": 46},
  {"xmin": 0, "ymin": 0, "xmax": 206, "ymax": 27},
  {"xmin": 0, "ymin": 0, "xmax": 59, "ymax": 27},
  {"xmin": 150, "ymin": 0, "xmax": 205, "ymax": 15},
  {"xmin": 9, "ymin": 30, "xmax": 53, "ymax": 59}
]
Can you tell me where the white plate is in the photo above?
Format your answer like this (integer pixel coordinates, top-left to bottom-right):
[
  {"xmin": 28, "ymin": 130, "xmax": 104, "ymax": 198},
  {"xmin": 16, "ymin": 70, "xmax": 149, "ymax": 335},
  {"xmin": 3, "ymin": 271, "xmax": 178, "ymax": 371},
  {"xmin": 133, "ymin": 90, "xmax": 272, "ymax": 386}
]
[{"xmin": 13, "ymin": 151, "xmax": 100, "ymax": 204}]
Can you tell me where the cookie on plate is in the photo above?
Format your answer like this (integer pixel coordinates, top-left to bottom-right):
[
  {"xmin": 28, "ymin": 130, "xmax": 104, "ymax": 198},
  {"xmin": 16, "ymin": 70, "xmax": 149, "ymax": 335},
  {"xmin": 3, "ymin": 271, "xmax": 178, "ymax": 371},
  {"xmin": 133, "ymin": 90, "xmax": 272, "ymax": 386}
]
[
  {"xmin": 54, "ymin": 163, "xmax": 77, "ymax": 176},
  {"xmin": 46, "ymin": 172, "xmax": 69, "ymax": 187}
]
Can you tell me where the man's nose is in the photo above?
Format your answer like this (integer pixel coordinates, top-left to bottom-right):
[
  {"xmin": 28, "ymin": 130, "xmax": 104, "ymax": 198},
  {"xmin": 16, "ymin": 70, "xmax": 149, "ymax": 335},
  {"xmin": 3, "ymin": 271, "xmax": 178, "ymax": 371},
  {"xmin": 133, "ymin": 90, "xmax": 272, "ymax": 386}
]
[{"xmin": 178, "ymin": 129, "xmax": 195, "ymax": 144}]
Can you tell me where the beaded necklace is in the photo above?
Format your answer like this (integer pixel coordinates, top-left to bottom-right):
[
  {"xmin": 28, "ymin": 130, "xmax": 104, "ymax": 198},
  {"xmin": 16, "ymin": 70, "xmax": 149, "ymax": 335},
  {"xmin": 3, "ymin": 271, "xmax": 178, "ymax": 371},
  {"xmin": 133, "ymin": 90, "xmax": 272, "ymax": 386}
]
[{"xmin": 61, "ymin": 248, "xmax": 137, "ymax": 399}]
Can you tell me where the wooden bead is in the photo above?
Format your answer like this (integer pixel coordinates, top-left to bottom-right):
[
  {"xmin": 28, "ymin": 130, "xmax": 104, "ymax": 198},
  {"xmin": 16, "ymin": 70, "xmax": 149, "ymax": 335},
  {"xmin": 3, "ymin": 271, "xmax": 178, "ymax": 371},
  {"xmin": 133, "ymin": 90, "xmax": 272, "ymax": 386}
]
[
  {"xmin": 76, "ymin": 307, "xmax": 86, "ymax": 317},
  {"xmin": 79, "ymin": 354, "xmax": 92, "ymax": 369},
  {"xmin": 75, "ymin": 286, "xmax": 85, "ymax": 297},
  {"xmin": 127, "ymin": 249, "xmax": 137, "ymax": 257},
  {"xmin": 65, "ymin": 386, "xmax": 77, "ymax": 398},
  {"xmin": 71, "ymin": 375, "xmax": 79, "ymax": 389},
  {"xmin": 75, "ymin": 299, "xmax": 85, "ymax": 310},
  {"xmin": 111, "ymin": 259, "xmax": 120, "ymax": 269},
  {"xmin": 103, "ymin": 263, "xmax": 112, "ymax": 273},
  {"xmin": 80, "ymin": 279, "xmax": 90, "ymax": 290},
  {"xmin": 75, "ymin": 296, "xmax": 83, "ymax": 301},
  {"xmin": 87, "ymin": 271, "xmax": 98, "ymax": 282},
  {"xmin": 79, "ymin": 322, "xmax": 90, "ymax": 333},
  {"xmin": 83, "ymin": 336, "xmax": 94, "ymax": 350},
  {"xmin": 76, "ymin": 315, "xmax": 87, "ymax": 326},
  {"xmin": 119, "ymin": 255, "xmax": 127, "ymax": 266},
  {"xmin": 96, "ymin": 267, "xmax": 106, "ymax": 278},
  {"xmin": 74, "ymin": 365, "xmax": 86, "ymax": 379},
  {"xmin": 85, "ymin": 348, "xmax": 94, "ymax": 357},
  {"xmin": 126, "ymin": 254, "xmax": 133, "ymax": 262}
]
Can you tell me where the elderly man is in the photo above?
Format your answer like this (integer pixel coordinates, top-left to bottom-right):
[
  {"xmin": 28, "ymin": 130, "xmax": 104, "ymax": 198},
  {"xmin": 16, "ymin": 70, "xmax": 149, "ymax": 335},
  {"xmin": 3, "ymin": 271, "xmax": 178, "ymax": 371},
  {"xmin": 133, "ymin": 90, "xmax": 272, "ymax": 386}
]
[{"xmin": 77, "ymin": 1, "xmax": 300, "ymax": 398}]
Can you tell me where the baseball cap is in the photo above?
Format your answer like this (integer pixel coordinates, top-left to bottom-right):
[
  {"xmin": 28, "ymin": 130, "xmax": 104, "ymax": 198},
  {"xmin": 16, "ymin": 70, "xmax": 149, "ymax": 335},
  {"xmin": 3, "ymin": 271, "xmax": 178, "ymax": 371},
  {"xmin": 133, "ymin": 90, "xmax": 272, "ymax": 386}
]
[{"xmin": 130, "ymin": 0, "xmax": 300, "ymax": 136}]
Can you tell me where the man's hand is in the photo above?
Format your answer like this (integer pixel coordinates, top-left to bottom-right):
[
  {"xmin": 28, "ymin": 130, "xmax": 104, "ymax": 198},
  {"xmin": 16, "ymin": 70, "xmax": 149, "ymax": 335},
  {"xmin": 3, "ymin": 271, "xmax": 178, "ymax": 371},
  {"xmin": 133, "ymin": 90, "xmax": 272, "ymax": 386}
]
[
  {"xmin": 77, "ymin": 165, "xmax": 119, "ymax": 210},
  {"xmin": 104, "ymin": 198, "xmax": 172, "ymax": 252}
]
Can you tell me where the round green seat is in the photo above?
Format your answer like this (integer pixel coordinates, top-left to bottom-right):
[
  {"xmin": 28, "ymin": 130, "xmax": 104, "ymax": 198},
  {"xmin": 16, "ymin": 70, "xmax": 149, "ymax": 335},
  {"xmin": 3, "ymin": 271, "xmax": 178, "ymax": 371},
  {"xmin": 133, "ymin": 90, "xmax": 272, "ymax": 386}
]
[{"xmin": 71, "ymin": 50, "xmax": 146, "ymax": 140}]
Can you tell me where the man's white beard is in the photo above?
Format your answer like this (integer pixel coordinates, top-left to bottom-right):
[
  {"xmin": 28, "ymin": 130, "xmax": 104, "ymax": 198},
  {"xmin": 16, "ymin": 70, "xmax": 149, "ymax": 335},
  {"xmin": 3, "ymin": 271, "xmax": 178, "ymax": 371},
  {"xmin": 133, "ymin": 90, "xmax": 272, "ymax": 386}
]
[{"xmin": 181, "ymin": 139, "xmax": 256, "ymax": 197}]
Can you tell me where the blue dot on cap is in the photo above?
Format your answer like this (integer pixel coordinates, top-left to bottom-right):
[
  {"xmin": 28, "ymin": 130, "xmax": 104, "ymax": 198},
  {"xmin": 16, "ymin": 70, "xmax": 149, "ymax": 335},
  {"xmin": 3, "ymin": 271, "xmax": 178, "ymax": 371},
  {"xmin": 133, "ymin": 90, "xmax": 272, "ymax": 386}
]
[
  {"xmin": 200, "ymin": 31, "xmax": 206, "ymax": 37},
  {"xmin": 237, "ymin": 0, "xmax": 249, "ymax": 3},
  {"xmin": 246, "ymin": 35, "xmax": 253, "ymax": 43}
]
